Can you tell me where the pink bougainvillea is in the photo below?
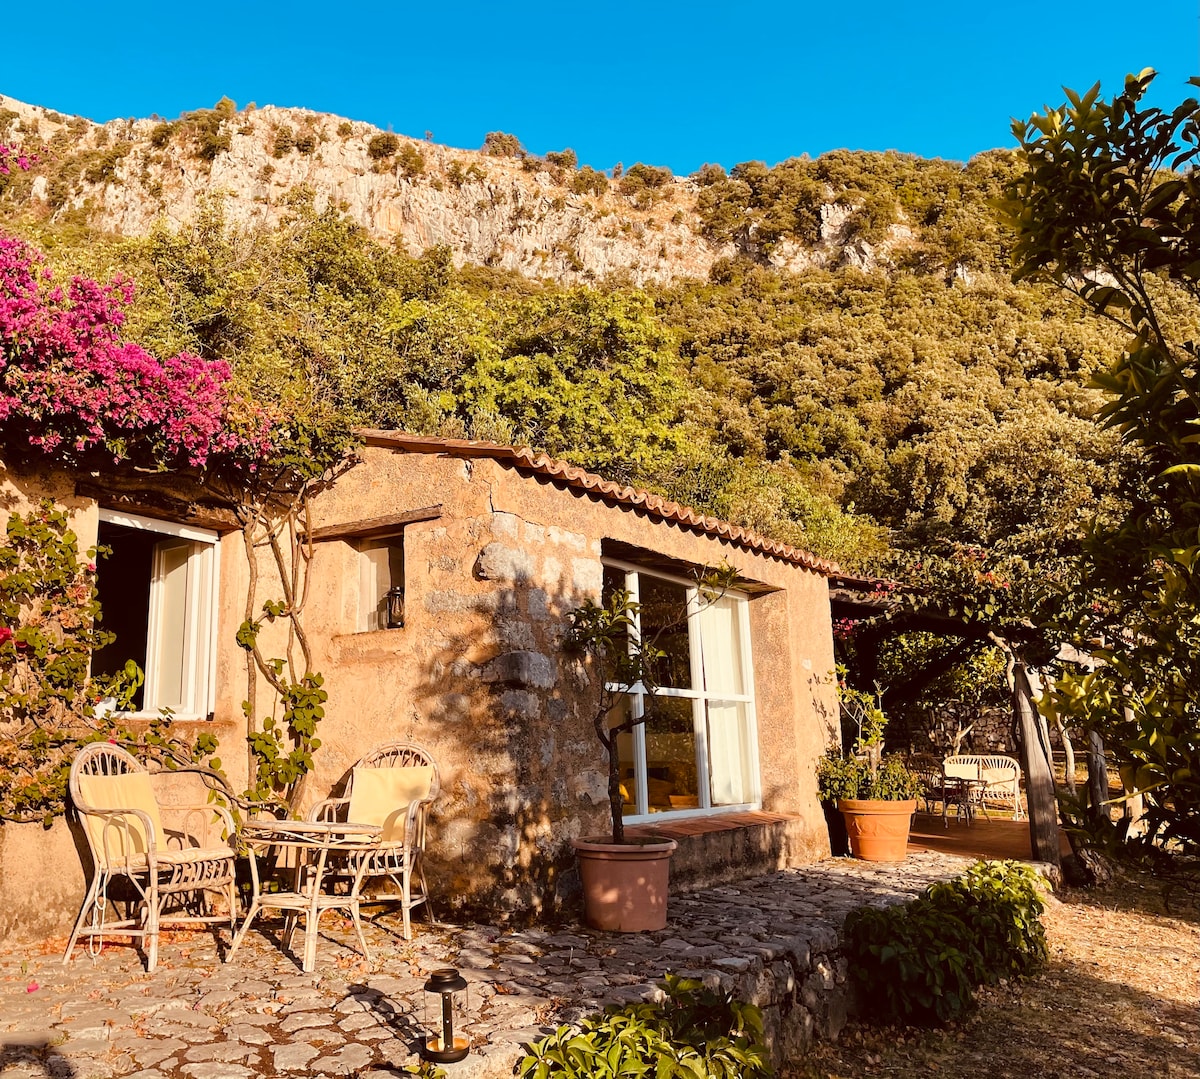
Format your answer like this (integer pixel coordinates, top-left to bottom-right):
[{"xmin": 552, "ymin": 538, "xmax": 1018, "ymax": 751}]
[
  {"xmin": 0, "ymin": 144, "xmax": 34, "ymax": 175},
  {"xmin": 0, "ymin": 231, "xmax": 272, "ymax": 470}
]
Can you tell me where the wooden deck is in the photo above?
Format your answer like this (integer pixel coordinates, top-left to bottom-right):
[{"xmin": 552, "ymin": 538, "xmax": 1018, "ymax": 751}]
[{"xmin": 908, "ymin": 811, "xmax": 1072, "ymax": 861}]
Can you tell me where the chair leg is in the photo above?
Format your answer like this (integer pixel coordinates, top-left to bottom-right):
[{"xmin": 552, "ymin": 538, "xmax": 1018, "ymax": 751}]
[
  {"xmin": 63, "ymin": 874, "xmax": 102, "ymax": 965},
  {"xmin": 145, "ymin": 883, "xmax": 160, "ymax": 974}
]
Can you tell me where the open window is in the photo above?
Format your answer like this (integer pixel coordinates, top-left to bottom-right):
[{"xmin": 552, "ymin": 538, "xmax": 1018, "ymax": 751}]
[
  {"xmin": 92, "ymin": 510, "xmax": 219, "ymax": 719},
  {"xmin": 603, "ymin": 557, "xmax": 760, "ymax": 820},
  {"xmin": 356, "ymin": 535, "xmax": 405, "ymax": 632}
]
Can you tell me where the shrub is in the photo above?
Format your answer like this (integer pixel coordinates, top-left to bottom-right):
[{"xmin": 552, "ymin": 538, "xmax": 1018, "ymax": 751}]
[
  {"xmin": 337, "ymin": 120, "xmax": 354, "ymax": 137},
  {"xmin": 843, "ymin": 859, "xmax": 1048, "ymax": 1025},
  {"xmin": 272, "ymin": 126, "xmax": 295, "ymax": 158},
  {"xmin": 149, "ymin": 121, "xmax": 176, "ymax": 148},
  {"xmin": 816, "ymin": 748, "xmax": 922, "ymax": 803},
  {"xmin": 294, "ymin": 130, "xmax": 318, "ymax": 155},
  {"xmin": 482, "ymin": 130, "xmax": 525, "ymax": 158},
  {"xmin": 367, "ymin": 132, "xmax": 400, "ymax": 160},
  {"xmin": 571, "ymin": 165, "xmax": 608, "ymax": 196},
  {"xmin": 546, "ymin": 148, "xmax": 577, "ymax": 170},
  {"xmin": 619, "ymin": 162, "xmax": 674, "ymax": 195},
  {"xmin": 519, "ymin": 974, "xmax": 771, "ymax": 1078},
  {"xmin": 397, "ymin": 143, "xmax": 425, "ymax": 177},
  {"xmin": 692, "ymin": 162, "xmax": 727, "ymax": 186}
]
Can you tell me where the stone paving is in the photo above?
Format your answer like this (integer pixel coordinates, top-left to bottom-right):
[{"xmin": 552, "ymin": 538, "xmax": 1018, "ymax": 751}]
[{"xmin": 0, "ymin": 851, "xmax": 970, "ymax": 1079}]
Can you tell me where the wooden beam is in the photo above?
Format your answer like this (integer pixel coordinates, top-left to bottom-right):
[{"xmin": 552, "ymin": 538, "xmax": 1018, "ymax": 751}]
[
  {"xmin": 305, "ymin": 505, "xmax": 443, "ymax": 542},
  {"xmin": 77, "ymin": 482, "xmax": 241, "ymax": 533}
]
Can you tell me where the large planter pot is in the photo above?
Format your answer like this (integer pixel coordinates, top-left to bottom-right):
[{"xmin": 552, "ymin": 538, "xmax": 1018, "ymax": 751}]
[
  {"xmin": 837, "ymin": 798, "xmax": 917, "ymax": 862},
  {"xmin": 572, "ymin": 835, "xmax": 678, "ymax": 932}
]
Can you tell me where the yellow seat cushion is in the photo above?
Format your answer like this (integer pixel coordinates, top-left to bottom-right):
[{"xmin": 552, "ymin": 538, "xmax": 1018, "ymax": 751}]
[
  {"xmin": 347, "ymin": 765, "xmax": 434, "ymax": 841},
  {"xmin": 77, "ymin": 772, "xmax": 164, "ymax": 865}
]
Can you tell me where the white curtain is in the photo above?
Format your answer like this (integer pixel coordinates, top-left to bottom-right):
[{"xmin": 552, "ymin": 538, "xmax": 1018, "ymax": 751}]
[{"xmin": 699, "ymin": 597, "xmax": 751, "ymax": 805}]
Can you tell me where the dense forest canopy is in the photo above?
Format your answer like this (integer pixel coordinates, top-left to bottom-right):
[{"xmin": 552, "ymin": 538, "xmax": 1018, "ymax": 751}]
[{"xmin": 0, "ymin": 112, "xmax": 1134, "ymax": 575}]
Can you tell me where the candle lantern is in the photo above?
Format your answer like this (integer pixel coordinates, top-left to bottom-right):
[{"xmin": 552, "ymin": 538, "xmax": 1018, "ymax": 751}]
[
  {"xmin": 421, "ymin": 967, "xmax": 469, "ymax": 1063},
  {"xmin": 385, "ymin": 586, "xmax": 406, "ymax": 629}
]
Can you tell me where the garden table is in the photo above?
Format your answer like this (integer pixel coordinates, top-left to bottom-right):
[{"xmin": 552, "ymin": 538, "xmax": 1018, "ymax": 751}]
[
  {"xmin": 941, "ymin": 776, "xmax": 990, "ymax": 827},
  {"xmin": 227, "ymin": 819, "xmax": 382, "ymax": 973}
]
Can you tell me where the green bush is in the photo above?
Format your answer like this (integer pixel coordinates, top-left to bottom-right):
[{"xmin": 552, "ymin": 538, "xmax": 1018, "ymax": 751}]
[
  {"xmin": 546, "ymin": 148, "xmax": 577, "ymax": 170},
  {"xmin": 397, "ymin": 143, "xmax": 425, "ymax": 178},
  {"xmin": 817, "ymin": 750, "xmax": 922, "ymax": 803},
  {"xmin": 272, "ymin": 126, "xmax": 295, "ymax": 158},
  {"xmin": 519, "ymin": 974, "xmax": 771, "ymax": 1078},
  {"xmin": 843, "ymin": 859, "xmax": 1048, "ymax": 1025},
  {"xmin": 368, "ymin": 132, "xmax": 400, "ymax": 160},
  {"xmin": 482, "ymin": 130, "xmax": 526, "ymax": 157},
  {"xmin": 619, "ymin": 162, "xmax": 673, "ymax": 196},
  {"xmin": 571, "ymin": 165, "xmax": 608, "ymax": 196}
]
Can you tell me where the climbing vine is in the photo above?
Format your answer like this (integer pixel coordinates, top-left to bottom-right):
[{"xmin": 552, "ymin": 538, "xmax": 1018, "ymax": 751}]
[{"xmin": 0, "ymin": 504, "xmax": 215, "ymax": 822}]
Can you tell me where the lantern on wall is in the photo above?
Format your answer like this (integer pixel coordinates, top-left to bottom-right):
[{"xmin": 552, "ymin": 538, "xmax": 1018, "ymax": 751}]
[
  {"xmin": 385, "ymin": 585, "xmax": 406, "ymax": 629},
  {"xmin": 420, "ymin": 967, "xmax": 469, "ymax": 1063}
]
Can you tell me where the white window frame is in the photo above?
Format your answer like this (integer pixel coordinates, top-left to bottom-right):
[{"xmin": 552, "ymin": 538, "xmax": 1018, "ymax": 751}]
[
  {"xmin": 97, "ymin": 509, "xmax": 220, "ymax": 720},
  {"xmin": 603, "ymin": 557, "xmax": 761, "ymax": 823}
]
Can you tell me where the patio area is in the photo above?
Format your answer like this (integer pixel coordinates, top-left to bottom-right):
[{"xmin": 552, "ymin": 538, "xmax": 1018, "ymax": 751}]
[{"xmin": 0, "ymin": 850, "xmax": 974, "ymax": 1079}]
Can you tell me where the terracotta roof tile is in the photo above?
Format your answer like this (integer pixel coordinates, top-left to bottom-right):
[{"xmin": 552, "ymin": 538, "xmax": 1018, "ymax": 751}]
[{"xmin": 358, "ymin": 430, "xmax": 840, "ymax": 576}]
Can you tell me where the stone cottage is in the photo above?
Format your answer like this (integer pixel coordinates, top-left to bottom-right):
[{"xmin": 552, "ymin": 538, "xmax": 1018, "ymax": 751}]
[{"xmin": 0, "ymin": 433, "xmax": 840, "ymax": 938}]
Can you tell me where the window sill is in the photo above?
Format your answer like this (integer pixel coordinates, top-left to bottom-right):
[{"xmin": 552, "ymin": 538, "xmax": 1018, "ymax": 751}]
[{"xmin": 624, "ymin": 809, "xmax": 798, "ymax": 841}]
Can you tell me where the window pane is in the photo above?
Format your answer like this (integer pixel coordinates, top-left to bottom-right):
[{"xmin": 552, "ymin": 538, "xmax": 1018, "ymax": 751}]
[
  {"xmin": 708, "ymin": 700, "xmax": 754, "ymax": 806},
  {"xmin": 151, "ymin": 540, "xmax": 192, "ymax": 712},
  {"xmin": 608, "ymin": 696, "xmax": 639, "ymax": 817},
  {"xmin": 358, "ymin": 540, "xmax": 403, "ymax": 631},
  {"xmin": 698, "ymin": 595, "xmax": 743, "ymax": 695},
  {"xmin": 638, "ymin": 576, "xmax": 692, "ymax": 690},
  {"xmin": 644, "ymin": 695, "xmax": 698, "ymax": 812}
]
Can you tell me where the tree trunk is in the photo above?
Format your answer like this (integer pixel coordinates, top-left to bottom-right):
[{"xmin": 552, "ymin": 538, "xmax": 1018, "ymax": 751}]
[
  {"xmin": 1014, "ymin": 663, "xmax": 1060, "ymax": 866},
  {"xmin": 1052, "ymin": 713, "xmax": 1077, "ymax": 796},
  {"xmin": 1086, "ymin": 728, "xmax": 1109, "ymax": 827},
  {"xmin": 608, "ymin": 733, "xmax": 625, "ymax": 845}
]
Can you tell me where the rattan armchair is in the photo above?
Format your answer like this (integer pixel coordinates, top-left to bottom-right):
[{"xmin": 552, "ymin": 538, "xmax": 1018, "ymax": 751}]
[
  {"xmin": 307, "ymin": 740, "xmax": 439, "ymax": 940},
  {"xmin": 63, "ymin": 743, "xmax": 239, "ymax": 972}
]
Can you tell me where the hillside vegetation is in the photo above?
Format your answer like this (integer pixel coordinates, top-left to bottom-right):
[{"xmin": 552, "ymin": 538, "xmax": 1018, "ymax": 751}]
[{"xmin": 0, "ymin": 95, "xmax": 1132, "ymax": 571}]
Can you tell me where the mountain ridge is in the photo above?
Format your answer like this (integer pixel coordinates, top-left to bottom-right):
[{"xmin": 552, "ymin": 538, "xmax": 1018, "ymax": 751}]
[{"xmin": 0, "ymin": 93, "xmax": 950, "ymax": 286}]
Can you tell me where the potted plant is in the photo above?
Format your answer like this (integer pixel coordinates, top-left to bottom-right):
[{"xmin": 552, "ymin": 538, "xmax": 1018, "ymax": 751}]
[
  {"xmin": 817, "ymin": 685, "xmax": 922, "ymax": 861},
  {"xmin": 566, "ymin": 569, "xmax": 734, "ymax": 931}
]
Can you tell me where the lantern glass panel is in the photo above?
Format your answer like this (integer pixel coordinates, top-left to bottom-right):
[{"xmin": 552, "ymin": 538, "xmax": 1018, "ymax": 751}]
[{"xmin": 421, "ymin": 968, "xmax": 468, "ymax": 1063}]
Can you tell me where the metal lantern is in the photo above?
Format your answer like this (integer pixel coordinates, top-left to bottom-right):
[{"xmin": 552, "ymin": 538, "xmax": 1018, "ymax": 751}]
[
  {"xmin": 385, "ymin": 585, "xmax": 406, "ymax": 629},
  {"xmin": 421, "ymin": 967, "xmax": 469, "ymax": 1063}
]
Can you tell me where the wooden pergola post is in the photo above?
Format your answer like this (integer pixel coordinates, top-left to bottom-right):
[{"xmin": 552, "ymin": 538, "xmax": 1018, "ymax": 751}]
[{"xmin": 1014, "ymin": 662, "xmax": 1060, "ymax": 866}]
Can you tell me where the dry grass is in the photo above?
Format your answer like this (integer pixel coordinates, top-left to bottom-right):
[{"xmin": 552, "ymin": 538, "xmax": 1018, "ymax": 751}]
[{"xmin": 789, "ymin": 864, "xmax": 1200, "ymax": 1079}]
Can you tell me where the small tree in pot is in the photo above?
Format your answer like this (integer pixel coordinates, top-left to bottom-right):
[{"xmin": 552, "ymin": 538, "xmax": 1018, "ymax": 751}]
[
  {"xmin": 566, "ymin": 567, "xmax": 735, "ymax": 929},
  {"xmin": 818, "ymin": 684, "xmax": 922, "ymax": 861}
]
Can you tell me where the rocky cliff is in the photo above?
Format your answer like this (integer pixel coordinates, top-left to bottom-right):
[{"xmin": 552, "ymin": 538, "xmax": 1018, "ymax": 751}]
[{"xmin": 0, "ymin": 94, "xmax": 909, "ymax": 285}]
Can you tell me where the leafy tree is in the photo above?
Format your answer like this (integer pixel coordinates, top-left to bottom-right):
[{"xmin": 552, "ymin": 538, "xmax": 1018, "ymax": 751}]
[{"xmin": 1002, "ymin": 70, "xmax": 1200, "ymax": 850}]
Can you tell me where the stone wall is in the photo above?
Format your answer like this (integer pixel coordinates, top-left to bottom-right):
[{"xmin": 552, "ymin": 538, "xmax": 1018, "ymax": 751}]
[{"xmin": 288, "ymin": 443, "xmax": 839, "ymax": 921}]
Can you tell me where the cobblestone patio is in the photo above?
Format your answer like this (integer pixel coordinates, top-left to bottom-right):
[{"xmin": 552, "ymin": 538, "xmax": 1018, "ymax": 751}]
[{"xmin": 1, "ymin": 851, "xmax": 970, "ymax": 1079}]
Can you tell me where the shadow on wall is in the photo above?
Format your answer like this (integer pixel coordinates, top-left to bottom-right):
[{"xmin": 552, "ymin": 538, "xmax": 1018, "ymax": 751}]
[
  {"xmin": 2, "ymin": 1038, "xmax": 77, "ymax": 1078},
  {"xmin": 409, "ymin": 565, "xmax": 593, "ymax": 926}
]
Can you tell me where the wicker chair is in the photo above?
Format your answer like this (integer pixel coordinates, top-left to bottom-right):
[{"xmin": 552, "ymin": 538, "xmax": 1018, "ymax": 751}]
[
  {"xmin": 63, "ymin": 743, "xmax": 239, "ymax": 972},
  {"xmin": 907, "ymin": 754, "xmax": 946, "ymax": 815},
  {"xmin": 307, "ymin": 741, "xmax": 440, "ymax": 940}
]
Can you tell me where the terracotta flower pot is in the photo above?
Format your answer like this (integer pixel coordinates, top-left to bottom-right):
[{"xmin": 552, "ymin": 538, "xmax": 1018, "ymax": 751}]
[
  {"xmin": 572, "ymin": 835, "xmax": 678, "ymax": 932},
  {"xmin": 837, "ymin": 798, "xmax": 917, "ymax": 861}
]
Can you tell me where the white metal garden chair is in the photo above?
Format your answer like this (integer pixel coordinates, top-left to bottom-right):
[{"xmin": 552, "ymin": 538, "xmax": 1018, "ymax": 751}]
[
  {"xmin": 63, "ymin": 742, "xmax": 239, "ymax": 972},
  {"xmin": 307, "ymin": 740, "xmax": 440, "ymax": 940}
]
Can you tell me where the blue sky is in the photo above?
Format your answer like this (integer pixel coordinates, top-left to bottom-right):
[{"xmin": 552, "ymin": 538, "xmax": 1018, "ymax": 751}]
[{"xmin": 4, "ymin": 2, "xmax": 1196, "ymax": 173}]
